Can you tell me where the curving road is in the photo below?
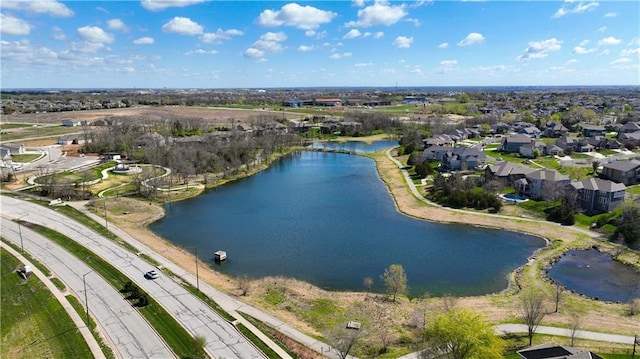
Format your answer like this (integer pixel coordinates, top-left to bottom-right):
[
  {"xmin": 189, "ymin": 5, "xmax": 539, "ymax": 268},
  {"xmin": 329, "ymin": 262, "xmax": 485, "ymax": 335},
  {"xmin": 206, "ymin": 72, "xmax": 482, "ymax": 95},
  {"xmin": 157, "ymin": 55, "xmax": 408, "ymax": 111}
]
[
  {"xmin": 1, "ymin": 196, "xmax": 264, "ymax": 359},
  {"xmin": 1, "ymin": 218, "xmax": 173, "ymax": 359}
]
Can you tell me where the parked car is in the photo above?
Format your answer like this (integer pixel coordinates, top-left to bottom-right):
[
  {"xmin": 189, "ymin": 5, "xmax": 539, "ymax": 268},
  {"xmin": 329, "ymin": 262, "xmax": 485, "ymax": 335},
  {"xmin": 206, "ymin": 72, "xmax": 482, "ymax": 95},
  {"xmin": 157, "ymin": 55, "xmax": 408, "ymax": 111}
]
[{"xmin": 144, "ymin": 270, "xmax": 159, "ymax": 279}]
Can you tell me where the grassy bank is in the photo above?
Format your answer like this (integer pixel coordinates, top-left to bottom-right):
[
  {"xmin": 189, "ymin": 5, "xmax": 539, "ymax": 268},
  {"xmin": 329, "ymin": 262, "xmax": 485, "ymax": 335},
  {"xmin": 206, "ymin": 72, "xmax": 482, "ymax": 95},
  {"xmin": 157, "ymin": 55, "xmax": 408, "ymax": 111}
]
[{"xmin": 1, "ymin": 248, "xmax": 94, "ymax": 359}]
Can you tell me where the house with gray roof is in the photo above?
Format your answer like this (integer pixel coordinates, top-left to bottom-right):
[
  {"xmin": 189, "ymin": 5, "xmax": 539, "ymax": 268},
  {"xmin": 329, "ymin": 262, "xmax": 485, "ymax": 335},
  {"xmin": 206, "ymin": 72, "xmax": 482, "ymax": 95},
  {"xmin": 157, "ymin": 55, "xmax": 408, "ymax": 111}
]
[
  {"xmin": 571, "ymin": 178, "xmax": 626, "ymax": 213},
  {"xmin": 499, "ymin": 134, "xmax": 534, "ymax": 153},
  {"xmin": 601, "ymin": 160, "xmax": 640, "ymax": 185},
  {"xmin": 579, "ymin": 123, "xmax": 606, "ymax": 137},
  {"xmin": 440, "ymin": 147, "xmax": 487, "ymax": 171},
  {"xmin": 524, "ymin": 168, "xmax": 571, "ymax": 199},
  {"xmin": 485, "ymin": 161, "xmax": 536, "ymax": 187},
  {"xmin": 544, "ymin": 121, "xmax": 569, "ymax": 138}
]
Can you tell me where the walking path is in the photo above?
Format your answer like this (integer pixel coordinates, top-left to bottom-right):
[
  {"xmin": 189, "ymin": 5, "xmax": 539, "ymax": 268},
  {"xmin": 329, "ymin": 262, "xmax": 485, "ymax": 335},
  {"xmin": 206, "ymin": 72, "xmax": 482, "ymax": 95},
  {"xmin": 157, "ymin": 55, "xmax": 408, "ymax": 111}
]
[
  {"xmin": 66, "ymin": 201, "xmax": 320, "ymax": 359},
  {"xmin": 0, "ymin": 241, "xmax": 106, "ymax": 359},
  {"xmin": 495, "ymin": 324, "xmax": 637, "ymax": 345}
]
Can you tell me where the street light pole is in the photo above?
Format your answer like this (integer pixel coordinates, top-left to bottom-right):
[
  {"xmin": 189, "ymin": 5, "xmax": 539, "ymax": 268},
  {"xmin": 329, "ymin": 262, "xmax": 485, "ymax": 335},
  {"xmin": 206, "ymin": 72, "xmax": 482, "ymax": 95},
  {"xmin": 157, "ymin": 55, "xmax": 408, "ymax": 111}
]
[
  {"xmin": 83, "ymin": 271, "xmax": 91, "ymax": 326},
  {"xmin": 186, "ymin": 246, "xmax": 200, "ymax": 292},
  {"xmin": 104, "ymin": 200, "xmax": 108, "ymax": 229},
  {"xmin": 17, "ymin": 220, "xmax": 24, "ymax": 253}
]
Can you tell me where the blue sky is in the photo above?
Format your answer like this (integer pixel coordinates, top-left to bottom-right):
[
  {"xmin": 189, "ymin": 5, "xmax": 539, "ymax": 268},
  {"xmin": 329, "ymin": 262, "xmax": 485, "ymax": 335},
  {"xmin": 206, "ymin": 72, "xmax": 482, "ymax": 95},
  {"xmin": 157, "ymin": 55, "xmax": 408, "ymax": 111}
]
[{"xmin": 1, "ymin": 0, "xmax": 638, "ymax": 88}]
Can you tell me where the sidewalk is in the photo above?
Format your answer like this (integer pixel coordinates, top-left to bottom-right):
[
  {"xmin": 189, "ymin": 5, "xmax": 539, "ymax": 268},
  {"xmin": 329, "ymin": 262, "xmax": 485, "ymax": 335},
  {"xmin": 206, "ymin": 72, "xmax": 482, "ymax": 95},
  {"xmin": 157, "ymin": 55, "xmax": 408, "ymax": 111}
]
[
  {"xmin": 0, "ymin": 241, "xmax": 107, "ymax": 359},
  {"xmin": 66, "ymin": 201, "xmax": 314, "ymax": 359}
]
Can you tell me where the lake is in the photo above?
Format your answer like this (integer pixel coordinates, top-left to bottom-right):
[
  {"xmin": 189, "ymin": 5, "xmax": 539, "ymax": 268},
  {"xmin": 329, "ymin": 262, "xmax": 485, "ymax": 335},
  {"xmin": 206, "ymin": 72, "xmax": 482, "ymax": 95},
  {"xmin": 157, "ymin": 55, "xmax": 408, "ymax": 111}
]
[
  {"xmin": 150, "ymin": 145, "xmax": 545, "ymax": 296},
  {"xmin": 548, "ymin": 249, "xmax": 640, "ymax": 303}
]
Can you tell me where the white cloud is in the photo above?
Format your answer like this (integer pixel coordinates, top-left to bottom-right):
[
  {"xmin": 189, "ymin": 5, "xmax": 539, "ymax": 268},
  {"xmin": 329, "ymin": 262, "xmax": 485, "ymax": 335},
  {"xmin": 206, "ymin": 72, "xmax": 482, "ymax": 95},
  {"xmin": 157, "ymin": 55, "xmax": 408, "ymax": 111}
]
[
  {"xmin": 345, "ymin": 1, "xmax": 407, "ymax": 27},
  {"xmin": 244, "ymin": 32, "xmax": 287, "ymax": 60},
  {"xmin": 70, "ymin": 41, "xmax": 106, "ymax": 53},
  {"xmin": 437, "ymin": 42, "xmax": 448, "ymax": 49},
  {"xmin": 77, "ymin": 26, "xmax": 114, "ymax": 43},
  {"xmin": 404, "ymin": 18, "xmax": 421, "ymax": 27},
  {"xmin": 305, "ymin": 30, "xmax": 315, "ymax": 37},
  {"xmin": 52, "ymin": 26, "xmax": 66, "ymax": 40},
  {"xmin": 141, "ymin": 0, "xmax": 207, "ymax": 11},
  {"xmin": 200, "ymin": 28, "xmax": 244, "ymax": 44},
  {"xmin": 374, "ymin": 31, "xmax": 384, "ymax": 39},
  {"xmin": 133, "ymin": 37, "xmax": 154, "ymax": 45},
  {"xmin": 573, "ymin": 46, "xmax": 595, "ymax": 54},
  {"xmin": 297, "ymin": 45, "xmax": 315, "ymax": 52},
  {"xmin": 552, "ymin": 1, "xmax": 599, "ymax": 19},
  {"xmin": 457, "ymin": 33, "xmax": 485, "ymax": 47},
  {"xmin": 352, "ymin": 0, "xmax": 366, "ymax": 7},
  {"xmin": 598, "ymin": 36, "xmax": 621, "ymax": 46},
  {"xmin": 0, "ymin": 14, "xmax": 32, "ymax": 35},
  {"xmin": 410, "ymin": 68, "xmax": 423, "ymax": 75},
  {"xmin": 244, "ymin": 47, "xmax": 265, "ymax": 59},
  {"xmin": 330, "ymin": 52, "xmax": 352, "ymax": 59},
  {"xmin": 256, "ymin": 3, "xmax": 337, "ymax": 30},
  {"xmin": 186, "ymin": 49, "xmax": 218, "ymax": 55},
  {"xmin": 610, "ymin": 57, "xmax": 630, "ymax": 65},
  {"xmin": 604, "ymin": 12, "xmax": 617, "ymax": 18},
  {"xmin": 343, "ymin": 29, "xmax": 362, "ymax": 39},
  {"xmin": 354, "ymin": 62, "xmax": 373, "ymax": 67},
  {"xmin": 162, "ymin": 17, "xmax": 203, "ymax": 35},
  {"xmin": 393, "ymin": 36, "xmax": 413, "ymax": 48},
  {"xmin": 620, "ymin": 48, "xmax": 640, "ymax": 57},
  {"xmin": 16, "ymin": 0, "xmax": 74, "ymax": 17},
  {"xmin": 598, "ymin": 26, "xmax": 607, "ymax": 33},
  {"xmin": 517, "ymin": 38, "xmax": 562, "ymax": 62},
  {"xmin": 107, "ymin": 19, "xmax": 128, "ymax": 32},
  {"xmin": 440, "ymin": 60, "xmax": 457, "ymax": 66}
]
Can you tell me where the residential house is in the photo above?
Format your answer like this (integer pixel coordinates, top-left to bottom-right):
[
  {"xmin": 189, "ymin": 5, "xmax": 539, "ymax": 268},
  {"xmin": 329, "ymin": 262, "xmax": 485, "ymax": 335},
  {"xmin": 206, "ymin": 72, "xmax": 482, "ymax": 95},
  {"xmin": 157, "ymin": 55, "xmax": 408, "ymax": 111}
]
[
  {"xmin": 499, "ymin": 134, "xmax": 534, "ymax": 153},
  {"xmin": 517, "ymin": 344, "xmax": 603, "ymax": 359},
  {"xmin": 579, "ymin": 123, "xmax": 606, "ymax": 137},
  {"xmin": 587, "ymin": 136, "xmax": 620, "ymax": 150},
  {"xmin": 485, "ymin": 161, "xmax": 535, "ymax": 187},
  {"xmin": 440, "ymin": 147, "xmax": 487, "ymax": 171},
  {"xmin": 601, "ymin": 160, "xmax": 640, "ymax": 185},
  {"xmin": 423, "ymin": 146, "xmax": 453, "ymax": 161},
  {"xmin": 556, "ymin": 136, "xmax": 594, "ymax": 153},
  {"xmin": 543, "ymin": 144, "xmax": 564, "ymax": 157},
  {"xmin": 519, "ymin": 142, "xmax": 537, "ymax": 158},
  {"xmin": 543, "ymin": 121, "xmax": 569, "ymax": 138},
  {"xmin": 619, "ymin": 121, "xmax": 640, "ymax": 134},
  {"xmin": 57, "ymin": 135, "xmax": 83, "ymax": 145},
  {"xmin": 518, "ymin": 126, "xmax": 541, "ymax": 139},
  {"xmin": 571, "ymin": 178, "xmax": 626, "ymax": 213},
  {"xmin": 423, "ymin": 134, "xmax": 454, "ymax": 148},
  {"xmin": 523, "ymin": 168, "xmax": 571, "ymax": 199}
]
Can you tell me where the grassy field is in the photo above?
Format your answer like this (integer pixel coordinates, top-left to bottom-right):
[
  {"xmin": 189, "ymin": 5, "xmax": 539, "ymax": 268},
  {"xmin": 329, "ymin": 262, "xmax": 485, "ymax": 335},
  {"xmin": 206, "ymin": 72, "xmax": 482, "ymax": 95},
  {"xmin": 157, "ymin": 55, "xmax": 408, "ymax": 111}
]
[
  {"xmin": 10, "ymin": 154, "xmax": 42, "ymax": 163},
  {"xmin": 28, "ymin": 224, "xmax": 198, "ymax": 359},
  {"xmin": 1, "ymin": 249, "xmax": 93, "ymax": 359}
]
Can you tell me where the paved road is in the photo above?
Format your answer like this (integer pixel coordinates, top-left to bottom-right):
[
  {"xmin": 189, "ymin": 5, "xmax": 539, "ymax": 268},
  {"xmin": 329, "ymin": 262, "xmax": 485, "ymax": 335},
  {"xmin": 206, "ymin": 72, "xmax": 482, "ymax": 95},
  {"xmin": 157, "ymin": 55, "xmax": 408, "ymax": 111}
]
[
  {"xmin": 495, "ymin": 324, "xmax": 638, "ymax": 345},
  {"xmin": 1, "ymin": 196, "xmax": 265, "ymax": 359},
  {"xmin": 1, "ymin": 218, "xmax": 173, "ymax": 359}
]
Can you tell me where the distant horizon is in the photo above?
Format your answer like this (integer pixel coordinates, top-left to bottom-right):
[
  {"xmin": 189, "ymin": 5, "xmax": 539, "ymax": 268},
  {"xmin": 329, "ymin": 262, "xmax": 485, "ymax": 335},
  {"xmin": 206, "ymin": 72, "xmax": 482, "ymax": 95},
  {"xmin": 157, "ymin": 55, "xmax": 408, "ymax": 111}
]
[
  {"xmin": 1, "ymin": 1, "xmax": 638, "ymax": 88},
  {"xmin": 3, "ymin": 84, "xmax": 639, "ymax": 93}
]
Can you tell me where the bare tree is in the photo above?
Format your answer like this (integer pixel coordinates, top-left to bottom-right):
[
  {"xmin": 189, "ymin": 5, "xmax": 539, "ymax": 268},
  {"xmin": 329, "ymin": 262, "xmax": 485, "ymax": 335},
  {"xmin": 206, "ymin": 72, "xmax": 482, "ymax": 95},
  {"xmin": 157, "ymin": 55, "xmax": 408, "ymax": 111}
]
[
  {"xmin": 328, "ymin": 324, "xmax": 366, "ymax": 359},
  {"xmin": 554, "ymin": 284, "xmax": 562, "ymax": 313},
  {"xmin": 363, "ymin": 277, "xmax": 373, "ymax": 300},
  {"xmin": 238, "ymin": 274, "xmax": 250, "ymax": 296},
  {"xmin": 520, "ymin": 290, "xmax": 547, "ymax": 345},
  {"xmin": 568, "ymin": 308, "xmax": 582, "ymax": 346}
]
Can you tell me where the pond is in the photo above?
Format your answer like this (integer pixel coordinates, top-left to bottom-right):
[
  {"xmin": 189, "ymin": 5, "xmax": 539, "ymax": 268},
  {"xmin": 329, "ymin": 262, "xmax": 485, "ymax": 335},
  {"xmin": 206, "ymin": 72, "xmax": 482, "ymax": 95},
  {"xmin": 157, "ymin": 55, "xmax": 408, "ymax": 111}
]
[
  {"xmin": 150, "ymin": 146, "xmax": 546, "ymax": 296},
  {"xmin": 548, "ymin": 249, "xmax": 640, "ymax": 303},
  {"xmin": 308, "ymin": 140, "xmax": 399, "ymax": 153}
]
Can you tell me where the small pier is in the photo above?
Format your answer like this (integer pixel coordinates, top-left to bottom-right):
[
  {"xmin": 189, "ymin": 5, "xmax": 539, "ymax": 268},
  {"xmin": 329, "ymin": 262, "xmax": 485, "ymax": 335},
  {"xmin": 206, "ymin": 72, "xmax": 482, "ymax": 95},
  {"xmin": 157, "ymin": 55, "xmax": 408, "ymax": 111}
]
[{"xmin": 214, "ymin": 250, "xmax": 227, "ymax": 262}]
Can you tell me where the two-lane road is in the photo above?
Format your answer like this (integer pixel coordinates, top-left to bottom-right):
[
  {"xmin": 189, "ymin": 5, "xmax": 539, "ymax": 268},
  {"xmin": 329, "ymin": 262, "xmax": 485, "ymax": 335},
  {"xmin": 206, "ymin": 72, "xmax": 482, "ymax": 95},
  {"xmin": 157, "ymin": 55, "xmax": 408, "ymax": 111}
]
[
  {"xmin": 1, "ymin": 218, "xmax": 174, "ymax": 359},
  {"xmin": 1, "ymin": 196, "xmax": 264, "ymax": 359}
]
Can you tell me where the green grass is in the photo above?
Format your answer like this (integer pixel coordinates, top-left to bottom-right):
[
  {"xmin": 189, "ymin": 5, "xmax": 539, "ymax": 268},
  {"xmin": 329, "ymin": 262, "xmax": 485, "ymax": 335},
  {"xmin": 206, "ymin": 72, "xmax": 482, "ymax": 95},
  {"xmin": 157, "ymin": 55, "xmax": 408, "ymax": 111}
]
[
  {"xmin": 65, "ymin": 295, "xmax": 115, "ymax": 359},
  {"xmin": 27, "ymin": 224, "xmax": 197, "ymax": 359},
  {"xmin": 0, "ymin": 123, "xmax": 32, "ymax": 129},
  {"xmin": 240, "ymin": 312, "xmax": 300, "ymax": 359},
  {"xmin": 1, "ymin": 237, "xmax": 52, "ymax": 276},
  {"xmin": 50, "ymin": 277, "xmax": 66, "ymax": 291},
  {"xmin": 1, "ymin": 249, "xmax": 94, "ymax": 359},
  {"xmin": 236, "ymin": 323, "xmax": 281, "ymax": 359},
  {"xmin": 10, "ymin": 153, "xmax": 42, "ymax": 162},
  {"xmin": 627, "ymin": 185, "xmax": 640, "ymax": 195}
]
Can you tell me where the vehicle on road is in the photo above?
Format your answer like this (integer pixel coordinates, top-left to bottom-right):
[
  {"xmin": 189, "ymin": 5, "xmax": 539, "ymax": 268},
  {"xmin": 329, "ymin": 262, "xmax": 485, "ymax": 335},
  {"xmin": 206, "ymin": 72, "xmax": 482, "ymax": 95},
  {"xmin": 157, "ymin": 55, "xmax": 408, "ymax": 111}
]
[{"xmin": 144, "ymin": 270, "xmax": 159, "ymax": 279}]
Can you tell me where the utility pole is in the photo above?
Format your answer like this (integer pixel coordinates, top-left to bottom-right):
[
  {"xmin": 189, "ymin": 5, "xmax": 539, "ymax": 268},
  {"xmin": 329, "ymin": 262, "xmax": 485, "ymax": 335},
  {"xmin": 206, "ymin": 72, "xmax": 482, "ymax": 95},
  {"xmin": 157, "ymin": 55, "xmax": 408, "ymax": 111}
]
[
  {"xmin": 632, "ymin": 334, "xmax": 638, "ymax": 359},
  {"xmin": 187, "ymin": 246, "xmax": 200, "ymax": 292},
  {"xmin": 83, "ymin": 271, "xmax": 92, "ymax": 326},
  {"xmin": 104, "ymin": 200, "xmax": 108, "ymax": 229},
  {"xmin": 17, "ymin": 219, "xmax": 24, "ymax": 253}
]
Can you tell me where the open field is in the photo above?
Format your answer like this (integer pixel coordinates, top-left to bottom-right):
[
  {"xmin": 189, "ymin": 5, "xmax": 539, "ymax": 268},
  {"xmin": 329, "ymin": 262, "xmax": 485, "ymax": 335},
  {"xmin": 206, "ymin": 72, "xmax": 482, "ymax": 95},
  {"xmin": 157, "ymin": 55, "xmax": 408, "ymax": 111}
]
[{"xmin": 0, "ymin": 248, "xmax": 93, "ymax": 359}]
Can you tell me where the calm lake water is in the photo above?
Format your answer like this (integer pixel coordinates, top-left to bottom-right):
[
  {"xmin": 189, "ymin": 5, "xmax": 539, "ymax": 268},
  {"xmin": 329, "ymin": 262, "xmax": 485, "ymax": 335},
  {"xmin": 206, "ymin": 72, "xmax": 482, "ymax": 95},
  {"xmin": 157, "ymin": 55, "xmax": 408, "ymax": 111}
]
[
  {"xmin": 150, "ymin": 145, "xmax": 545, "ymax": 296},
  {"xmin": 548, "ymin": 249, "xmax": 640, "ymax": 303}
]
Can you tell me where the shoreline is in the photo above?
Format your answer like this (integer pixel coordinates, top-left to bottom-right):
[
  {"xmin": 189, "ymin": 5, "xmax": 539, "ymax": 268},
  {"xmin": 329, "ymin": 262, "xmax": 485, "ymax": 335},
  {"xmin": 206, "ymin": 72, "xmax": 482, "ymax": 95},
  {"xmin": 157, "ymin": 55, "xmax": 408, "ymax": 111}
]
[{"xmin": 99, "ymin": 141, "xmax": 640, "ymax": 337}]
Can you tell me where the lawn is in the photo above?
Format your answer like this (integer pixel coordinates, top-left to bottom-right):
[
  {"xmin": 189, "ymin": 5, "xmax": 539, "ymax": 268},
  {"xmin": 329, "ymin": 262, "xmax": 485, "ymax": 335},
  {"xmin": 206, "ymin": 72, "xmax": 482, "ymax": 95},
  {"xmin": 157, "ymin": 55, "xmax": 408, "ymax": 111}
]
[
  {"xmin": 1, "ymin": 248, "xmax": 93, "ymax": 359},
  {"xmin": 28, "ymin": 224, "xmax": 197, "ymax": 359},
  {"xmin": 10, "ymin": 153, "xmax": 42, "ymax": 163}
]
